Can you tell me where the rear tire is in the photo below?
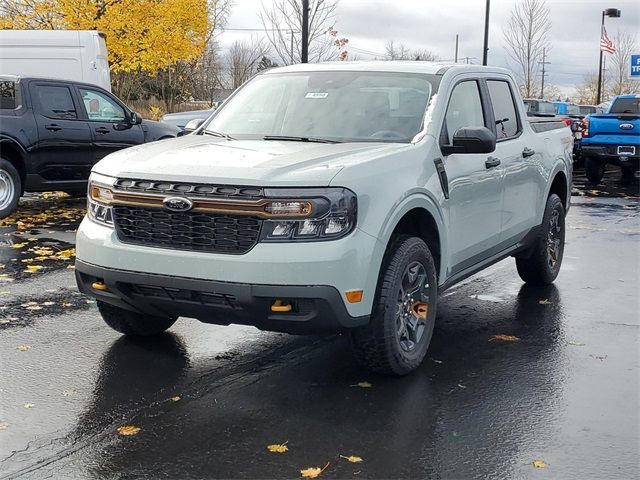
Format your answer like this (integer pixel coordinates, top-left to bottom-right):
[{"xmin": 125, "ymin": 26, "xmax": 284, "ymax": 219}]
[
  {"xmin": 516, "ymin": 194, "xmax": 565, "ymax": 286},
  {"xmin": 621, "ymin": 166, "xmax": 637, "ymax": 184},
  {"xmin": 585, "ymin": 157, "xmax": 604, "ymax": 184},
  {"xmin": 97, "ymin": 300, "xmax": 177, "ymax": 336},
  {"xmin": 0, "ymin": 158, "xmax": 21, "ymax": 219},
  {"xmin": 351, "ymin": 235, "xmax": 438, "ymax": 376}
]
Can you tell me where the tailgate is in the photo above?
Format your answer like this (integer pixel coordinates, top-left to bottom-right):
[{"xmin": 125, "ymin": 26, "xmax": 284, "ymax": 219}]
[{"xmin": 585, "ymin": 115, "xmax": 640, "ymax": 145}]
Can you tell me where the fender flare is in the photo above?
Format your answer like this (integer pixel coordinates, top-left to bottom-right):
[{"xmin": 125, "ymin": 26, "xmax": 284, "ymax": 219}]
[{"xmin": 544, "ymin": 158, "xmax": 570, "ymax": 212}]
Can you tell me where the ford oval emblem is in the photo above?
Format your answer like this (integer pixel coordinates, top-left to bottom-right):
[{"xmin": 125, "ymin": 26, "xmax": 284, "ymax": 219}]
[
  {"xmin": 163, "ymin": 196, "xmax": 193, "ymax": 212},
  {"xmin": 619, "ymin": 123, "xmax": 634, "ymax": 130}
]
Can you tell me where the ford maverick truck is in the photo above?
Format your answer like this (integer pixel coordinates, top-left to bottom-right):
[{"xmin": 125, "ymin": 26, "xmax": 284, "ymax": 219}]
[{"xmin": 75, "ymin": 62, "xmax": 572, "ymax": 375}]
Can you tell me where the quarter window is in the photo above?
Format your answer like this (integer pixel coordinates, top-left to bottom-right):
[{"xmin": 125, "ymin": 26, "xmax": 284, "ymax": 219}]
[
  {"xmin": 80, "ymin": 88, "xmax": 126, "ymax": 122},
  {"xmin": 35, "ymin": 85, "xmax": 77, "ymax": 119},
  {"xmin": 444, "ymin": 81, "xmax": 485, "ymax": 144},
  {"xmin": 0, "ymin": 80, "xmax": 20, "ymax": 110},
  {"xmin": 487, "ymin": 80, "xmax": 520, "ymax": 139}
]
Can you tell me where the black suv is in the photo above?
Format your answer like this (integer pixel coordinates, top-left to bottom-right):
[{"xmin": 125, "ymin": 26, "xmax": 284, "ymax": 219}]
[{"xmin": 0, "ymin": 75, "xmax": 180, "ymax": 217}]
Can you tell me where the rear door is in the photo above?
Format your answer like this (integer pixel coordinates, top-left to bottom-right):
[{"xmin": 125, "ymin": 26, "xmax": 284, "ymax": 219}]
[
  {"xmin": 29, "ymin": 81, "xmax": 94, "ymax": 183},
  {"xmin": 441, "ymin": 78, "xmax": 503, "ymax": 273},
  {"xmin": 485, "ymin": 78, "xmax": 541, "ymax": 240},
  {"xmin": 76, "ymin": 86, "xmax": 144, "ymax": 161}
]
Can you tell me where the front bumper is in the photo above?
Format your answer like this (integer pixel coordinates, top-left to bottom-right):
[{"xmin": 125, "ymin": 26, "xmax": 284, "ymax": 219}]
[{"xmin": 76, "ymin": 260, "xmax": 369, "ymax": 334}]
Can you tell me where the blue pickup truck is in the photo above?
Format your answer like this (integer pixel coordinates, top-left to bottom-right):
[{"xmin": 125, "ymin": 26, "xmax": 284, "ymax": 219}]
[{"xmin": 581, "ymin": 94, "xmax": 640, "ymax": 183}]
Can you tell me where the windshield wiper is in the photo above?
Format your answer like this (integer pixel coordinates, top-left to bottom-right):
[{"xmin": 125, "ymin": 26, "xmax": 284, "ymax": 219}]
[
  {"xmin": 202, "ymin": 130, "xmax": 235, "ymax": 140},
  {"xmin": 263, "ymin": 135, "xmax": 340, "ymax": 144}
]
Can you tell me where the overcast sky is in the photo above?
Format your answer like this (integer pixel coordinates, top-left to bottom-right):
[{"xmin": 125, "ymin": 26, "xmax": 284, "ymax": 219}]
[{"xmin": 219, "ymin": 0, "xmax": 639, "ymax": 95}]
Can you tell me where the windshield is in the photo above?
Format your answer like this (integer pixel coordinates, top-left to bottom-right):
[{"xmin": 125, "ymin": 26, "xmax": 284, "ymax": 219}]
[
  {"xmin": 610, "ymin": 97, "xmax": 640, "ymax": 114},
  {"xmin": 204, "ymin": 71, "xmax": 438, "ymax": 143},
  {"xmin": 579, "ymin": 105, "xmax": 596, "ymax": 115},
  {"xmin": 567, "ymin": 104, "xmax": 581, "ymax": 115}
]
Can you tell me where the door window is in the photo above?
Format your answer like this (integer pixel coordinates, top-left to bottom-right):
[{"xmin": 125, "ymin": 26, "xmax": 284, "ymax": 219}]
[
  {"xmin": 487, "ymin": 80, "xmax": 520, "ymax": 139},
  {"xmin": 444, "ymin": 81, "xmax": 485, "ymax": 144},
  {"xmin": 79, "ymin": 88, "xmax": 126, "ymax": 122},
  {"xmin": 34, "ymin": 85, "xmax": 77, "ymax": 119}
]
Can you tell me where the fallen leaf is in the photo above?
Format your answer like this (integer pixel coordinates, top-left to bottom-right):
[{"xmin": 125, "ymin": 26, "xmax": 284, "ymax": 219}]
[
  {"xmin": 17, "ymin": 344, "xmax": 31, "ymax": 351},
  {"xmin": 0, "ymin": 421, "xmax": 8, "ymax": 430},
  {"xmin": 300, "ymin": 462, "xmax": 330, "ymax": 478},
  {"xmin": 532, "ymin": 459, "xmax": 547, "ymax": 469},
  {"xmin": 117, "ymin": 425, "xmax": 141, "ymax": 436},
  {"xmin": 457, "ymin": 384, "xmax": 467, "ymax": 389},
  {"xmin": 24, "ymin": 402, "xmax": 34, "ymax": 409},
  {"xmin": 267, "ymin": 441, "xmax": 289, "ymax": 453},
  {"xmin": 340, "ymin": 455, "xmax": 363, "ymax": 463},
  {"xmin": 62, "ymin": 389, "xmax": 75, "ymax": 397},
  {"xmin": 42, "ymin": 301, "xmax": 55, "ymax": 306},
  {"xmin": 25, "ymin": 306, "xmax": 43, "ymax": 311},
  {"xmin": 490, "ymin": 334, "xmax": 519, "ymax": 342},
  {"xmin": 62, "ymin": 303, "xmax": 73, "ymax": 307},
  {"xmin": 24, "ymin": 265, "xmax": 43, "ymax": 273},
  {"xmin": 170, "ymin": 395, "xmax": 181, "ymax": 402},
  {"xmin": 568, "ymin": 341, "xmax": 585, "ymax": 346},
  {"xmin": 351, "ymin": 381, "xmax": 372, "ymax": 388},
  {"xmin": 11, "ymin": 243, "xmax": 27, "ymax": 249},
  {"xmin": 538, "ymin": 299, "xmax": 552, "ymax": 305},
  {"xmin": 432, "ymin": 359, "xmax": 444, "ymax": 364}
]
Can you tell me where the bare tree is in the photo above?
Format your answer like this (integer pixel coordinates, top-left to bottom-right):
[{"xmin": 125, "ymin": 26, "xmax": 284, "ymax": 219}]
[
  {"xmin": 412, "ymin": 49, "xmax": 438, "ymax": 61},
  {"xmin": 607, "ymin": 30, "xmax": 640, "ymax": 96},
  {"xmin": 574, "ymin": 73, "xmax": 602, "ymax": 105},
  {"xmin": 259, "ymin": 0, "xmax": 339, "ymax": 65},
  {"xmin": 503, "ymin": 0, "xmax": 552, "ymax": 98},
  {"xmin": 384, "ymin": 40, "xmax": 438, "ymax": 61},
  {"xmin": 225, "ymin": 38, "xmax": 268, "ymax": 89}
]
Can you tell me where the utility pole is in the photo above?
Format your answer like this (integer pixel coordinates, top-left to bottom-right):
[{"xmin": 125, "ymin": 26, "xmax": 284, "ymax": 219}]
[
  {"xmin": 482, "ymin": 0, "xmax": 490, "ymax": 65},
  {"xmin": 539, "ymin": 48, "xmax": 550, "ymax": 99},
  {"xmin": 301, "ymin": 0, "xmax": 309, "ymax": 63},
  {"xmin": 454, "ymin": 34, "xmax": 459, "ymax": 63}
]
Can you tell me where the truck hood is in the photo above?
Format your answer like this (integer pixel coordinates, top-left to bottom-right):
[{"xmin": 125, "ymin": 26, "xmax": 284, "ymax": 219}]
[{"xmin": 93, "ymin": 135, "xmax": 401, "ymax": 186}]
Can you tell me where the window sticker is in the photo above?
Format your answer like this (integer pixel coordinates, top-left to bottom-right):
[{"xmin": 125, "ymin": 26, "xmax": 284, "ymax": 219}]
[{"xmin": 305, "ymin": 92, "xmax": 329, "ymax": 99}]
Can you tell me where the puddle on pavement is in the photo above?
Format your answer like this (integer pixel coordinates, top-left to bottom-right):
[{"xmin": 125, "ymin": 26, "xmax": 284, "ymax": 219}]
[
  {"xmin": 0, "ymin": 193, "xmax": 86, "ymax": 283},
  {"xmin": 0, "ymin": 290, "xmax": 92, "ymax": 329},
  {"xmin": 571, "ymin": 167, "xmax": 639, "ymax": 200}
]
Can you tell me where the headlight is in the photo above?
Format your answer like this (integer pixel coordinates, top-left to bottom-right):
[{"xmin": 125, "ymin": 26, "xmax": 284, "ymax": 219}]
[
  {"xmin": 87, "ymin": 173, "xmax": 116, "ymax": 227},
  {"xmin": 259, "ymin": 188, "xmax": 357, "ymax": 242}
]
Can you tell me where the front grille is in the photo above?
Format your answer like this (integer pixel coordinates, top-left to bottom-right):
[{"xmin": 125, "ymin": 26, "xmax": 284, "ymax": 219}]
[
  {"xmin": 114, "ymin": 178, "xmax": 263, "ymax": 199},
  {"xmin": 113, "ymin": 206, "xmax": 262, "ymax": 254},
  {"xmin": 125, "ymin": 283, "xmax": 239, "ymax": 309}
]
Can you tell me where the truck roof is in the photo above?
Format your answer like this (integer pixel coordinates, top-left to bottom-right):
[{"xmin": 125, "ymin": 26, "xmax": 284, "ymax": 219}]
[
  {"xmin": 264, "ymin": 61, "xmax": 513, "ymax": 77},
  {"xmin": 614, "ymin": 94, "xmax": 640, "ymax": 100}
]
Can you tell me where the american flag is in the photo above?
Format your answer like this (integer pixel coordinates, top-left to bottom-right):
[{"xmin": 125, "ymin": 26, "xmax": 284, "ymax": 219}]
[{"xmin": 600, "ymin": 27, "xmax": 616, "ymax": 54}]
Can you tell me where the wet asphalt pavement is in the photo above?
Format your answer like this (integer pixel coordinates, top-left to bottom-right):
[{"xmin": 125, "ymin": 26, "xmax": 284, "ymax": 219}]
[{"xmin": 0, "ymin": 170, "xmax": 638, "ymax": 480}]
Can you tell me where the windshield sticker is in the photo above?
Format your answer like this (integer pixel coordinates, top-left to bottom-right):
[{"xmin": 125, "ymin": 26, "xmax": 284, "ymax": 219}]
[{"xmin": 305, "ymin": 92, "xmax": 329, "ymax": 99}]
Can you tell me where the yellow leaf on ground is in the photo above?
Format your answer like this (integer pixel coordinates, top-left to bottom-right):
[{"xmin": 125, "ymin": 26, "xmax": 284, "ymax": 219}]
[
  {"xmin": 301, "ymin": 462, "xmax": 330, "ymax": 478},
  {"xmin": 117, "ymin": 425, "xmax": 141, "ymax": 436},
  {"xmin": 490, "ymin": 334, "xmax": 519, "ymax": 342},
  {"xmin": 352, "ymin": 381, "xmax": 372, "ymax": 388},
  {"xmin": 0, "ymin": 421, "xmax": 8, "ymax": 430},
  {"xmin": 17, "ymin": 344, "xmax": 31, "ymax": 351},
  {"xmin": 12, "ymin": 243, "xmax": 27, "ymax": 249},
  {"xmin": 62, "ymin": 389, "xmax": 75, "ymax": 397},
  {"xmin": 25, "ymin": 265, "xmax": 43, "ymax": 273},
  {"xmin": 24, "ymin": 402, "xmax": 34, "ymax": 409},
  {"xmin": 538, "ymin": 299, "xmax": 552, "ymax": 305},
  {"xmin": 170, "ymin": 395, "xmax": 181, "ymax": 402},
  {"xmin": 267, "ymin": 441, "xmax": 289, "ymax": 453},
  {"xmin": 25, "ymin": 306, "xmax": 43, "ymax": 311},
  {"xmin": 532, "ymin": 459, "xmax": 547, "ymax": 468},
  {"xmin": 340, "ymin": 455, "xmax": 363, "ymax": 463}
]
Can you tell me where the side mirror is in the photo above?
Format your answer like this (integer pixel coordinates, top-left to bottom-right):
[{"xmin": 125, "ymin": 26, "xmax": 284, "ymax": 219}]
[
  {"xmin": 130, "ymin": 112, "xmax": 143, "ymax": 125},
  {"xmin": 441, "ymin": 126, "xmax": 496, "ymax": 155},
  {"xmin": 184, "ymin": 118, "xmax": 205, "ymax": 132}
]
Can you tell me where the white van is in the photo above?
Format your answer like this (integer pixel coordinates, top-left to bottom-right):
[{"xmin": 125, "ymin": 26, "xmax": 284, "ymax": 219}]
[{"xmin": 0, "ymin": 30, "xmax": 111, "ymax": 91}]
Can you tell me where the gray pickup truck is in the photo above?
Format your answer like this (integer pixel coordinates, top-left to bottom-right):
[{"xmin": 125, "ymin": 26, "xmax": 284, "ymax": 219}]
[{"xmin": 75, "ymin": 62, "xmax": 572, "ymax": 375}]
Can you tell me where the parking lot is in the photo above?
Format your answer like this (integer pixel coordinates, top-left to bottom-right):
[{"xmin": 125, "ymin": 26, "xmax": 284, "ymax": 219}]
[{"xmin": 0, "ymin": 169, "xmax": 637, "ymax": 479}]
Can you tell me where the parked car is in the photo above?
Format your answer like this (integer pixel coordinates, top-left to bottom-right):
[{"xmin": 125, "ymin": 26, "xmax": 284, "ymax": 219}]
[
  {"xmin": 0, "ymin": 30, "xmax": 111, "ymax": 91},
  {"xmin": 75, "ymin": 62, "xmax": 572, "ymax": 375},
  {"xmin": 161, "ymin": 108, "xmax": 214, "ymax": 130},
  {"xmin": 579, "ymin": 104, "xmax": 604, "ymax": 115},
  {"xmin": 581, "ymin": 94, "xmax": 640, "ymax": 183},
  {"xmin": 523, "ymin": 98, "xmax": 557, "ymax": 117},
  {"xmin": 0, "ymin": 75, "xmax": 180, "ymax": 217}
]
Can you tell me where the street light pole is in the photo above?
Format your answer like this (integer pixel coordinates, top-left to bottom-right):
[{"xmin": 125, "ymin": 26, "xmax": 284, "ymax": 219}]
[
  {"xmin": 482, "ymin": 0, "xmax": 490, "ymax": 65},
  {"xmin": 596, "ymin": 8, "xmax": 621, "ymax": 105},
  {"xmin": 301, "ymin": 0, "xmax": 309, "ymax": 63}
]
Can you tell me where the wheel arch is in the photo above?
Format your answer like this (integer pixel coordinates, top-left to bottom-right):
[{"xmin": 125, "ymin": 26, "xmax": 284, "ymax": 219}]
[
  {"xmin": 546, "ymin": 167, "xmax": 569, "ymax": 212},
  {"xmin": 0, "ymin": 138, "xmax": 27, "ymax": 189}
]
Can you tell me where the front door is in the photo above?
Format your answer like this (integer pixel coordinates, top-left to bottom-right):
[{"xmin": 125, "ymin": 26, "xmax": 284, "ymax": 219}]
[
  {"xmin": 76, "ymin": 86, "xmax": 144, "ymax": 161},
  {"xmin": 441, "ymin": 79, "xmax": 503, "ymax": 274},
  {"xmin": 29, "ymin": 82, "xmax": 94, "ymax": 183}
]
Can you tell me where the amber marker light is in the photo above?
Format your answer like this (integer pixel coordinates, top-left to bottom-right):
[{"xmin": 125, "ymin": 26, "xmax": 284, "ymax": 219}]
[{"xmin": 345, "ymin": 290, "xmax": 363, "ymax": 303}]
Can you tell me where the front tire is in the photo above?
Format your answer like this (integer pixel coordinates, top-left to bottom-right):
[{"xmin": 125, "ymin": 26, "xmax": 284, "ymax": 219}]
[
  {"xmin": 0, "ymin": 158, "xmax": 21, "ymax": 219},
  {"xmin": 351, "ymin": 235, "xmax": 438, "ymax": 376},
  {"xmin": 585, "ymin": 157, "xmax": 604, "ymax": 184},
  {"xmin": 97, "ymin": 301, "xmax": 177, "ymax": 336},
  {"xmin": 516, "ymin": 194, "xmax": 565, "ymax": 286}
]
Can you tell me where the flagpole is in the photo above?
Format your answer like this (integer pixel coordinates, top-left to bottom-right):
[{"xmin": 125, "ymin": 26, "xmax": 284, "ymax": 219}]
[{"xmin": 596, "ymin": 10, "xmax": 605, "ymax": 105}]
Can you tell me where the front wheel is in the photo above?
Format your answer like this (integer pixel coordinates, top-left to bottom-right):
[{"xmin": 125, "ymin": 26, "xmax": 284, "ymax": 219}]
[
  {"xmin": 351, "ymin": 235, "xmax": 438, "ymax": 375},
  {"xmin": 0, "ymin": 158, "xmax": 21, "ymax": 219},
  {"xmin": 516, "ymin": 194, "xmax": 565, "ymax": 286},
  {"xmin": 97, "ymin": 301, "xmax": 177, "ymax": 336},
  {"xmin": 585, "ymin": 157, "xmax": 605, "ymax": 184}
]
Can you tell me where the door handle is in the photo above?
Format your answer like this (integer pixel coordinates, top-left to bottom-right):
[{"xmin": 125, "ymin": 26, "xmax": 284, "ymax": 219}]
[
  {"xmin": 522, "ymin": 147, "xmax": 536, "ymax": 158},
  {"xmin": 485, "ymin": 156, "xmax": 501, "ymax": 169},
  {"xmin": 45, "ymin": 124, "xmax": 61, "ymax": 131},
  {"xmin": 95, "ymin": 127, "xmax": 110, "ymax": 134}
]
